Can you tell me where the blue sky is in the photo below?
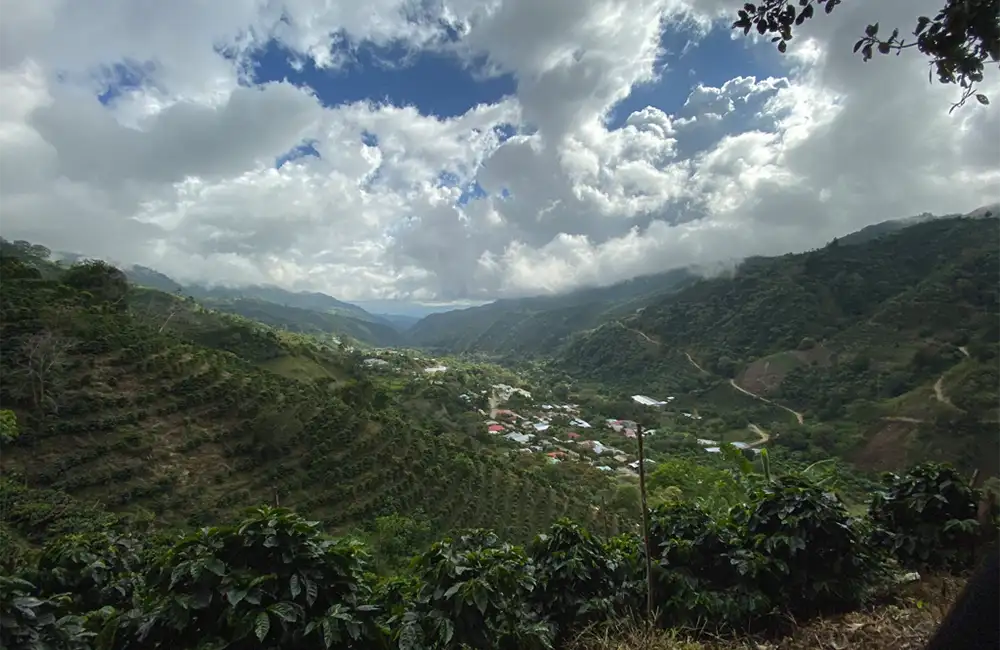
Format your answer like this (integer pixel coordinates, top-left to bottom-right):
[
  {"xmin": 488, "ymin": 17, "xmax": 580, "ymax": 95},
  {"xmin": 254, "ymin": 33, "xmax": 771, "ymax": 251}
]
[
  {"xmin": 252, "ymin": 24, "xmax": 784, "ymax": 135},
  {"xmin": 16, "ymin": 0, "xmax": 986, "ymax": 309}
]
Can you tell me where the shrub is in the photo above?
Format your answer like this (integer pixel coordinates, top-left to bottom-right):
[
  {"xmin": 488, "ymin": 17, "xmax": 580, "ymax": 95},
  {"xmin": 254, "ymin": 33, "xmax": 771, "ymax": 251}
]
[
  {"xmin": 869, "ymin": 462, "xmax": 981, "ymax": 570},
  {"xmin": 0, "ymin": 576, "xmax": 93, "ymax": 650},
  {"xmin": 744, "ymin": 475, "xmax": 885, "ymax": 617},
  {"xmin": 115, "ymin": 506, "xmax": 386, "ymax": 649},
  {"xmin": 529, "ymin": 520, "xmax": 640, "ymax": 642},
  {"xmin": 396, "ymin": 529, "xmax": 552, "ymax": 650},
  {"xmin": 648, "ymin": 502, "xmax": 770, "ymax": 630}
]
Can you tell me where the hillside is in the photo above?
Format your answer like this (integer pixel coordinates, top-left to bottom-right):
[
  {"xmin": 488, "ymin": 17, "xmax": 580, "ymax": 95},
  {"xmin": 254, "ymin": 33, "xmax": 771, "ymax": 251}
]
[
  {"xmin": 122, "ymin": 265, "xmax": 405, "ymax": 347},
  {"xmin": 408, "ymin": 268, "xmax": 696, "ymax": 356},
  {"xmin": 559, "ymin": 215, "xmax": 999, "ymax": 475},
  {"xmin": 0, "ymin": 253, "xmax": 618, "ymax": 550}
]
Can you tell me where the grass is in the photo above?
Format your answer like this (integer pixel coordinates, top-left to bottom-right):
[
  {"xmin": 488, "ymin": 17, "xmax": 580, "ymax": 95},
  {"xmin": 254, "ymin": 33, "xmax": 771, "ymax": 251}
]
[
  {"xmin": 568, "ymin": 575, "xmax": 968, "ymax": 650},
  {"xmin": 258, "ymin": 354, "xmax": 337, "ymax": 381}
]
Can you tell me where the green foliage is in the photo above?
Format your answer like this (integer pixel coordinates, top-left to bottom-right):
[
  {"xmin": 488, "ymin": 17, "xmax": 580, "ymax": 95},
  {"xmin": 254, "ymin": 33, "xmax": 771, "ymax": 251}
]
[
  {"xmin": 0, "ymin": 463, "xmax": 988, "ymax": 649},
  {"xmin": 733, "ymin": 0, "xmax": 999, "ymax": 110},
  {"xmin": 0, "ymin": 576, "xmax": 94, "ymax": 650},
  {"xmin": 0, "ymin": 409, "xmax": 18, "ymax": 443},
  {"xmin": 399, "ymin": 530, "xmax": 552, "ymax": 650},
  {"xmin": 407, "ymin": 269, "xmax": 695, "ymax": 357},
  {"xmin": 34, "ymin": 532, "xmax": 143, "ymax": 612},
  {"xmin": 559, "ymin": 216, "xmax": 999, "ymax": 473},
  {"xmin": 117, "ymin": 506, "xmax": 385, "ymax": 649},
  {"xmin": 744, "ymin": 476, "xmax": 885, "ymax": 616},
  {"xmin": 868, "ymin": 462, "xmax": 982, "ymax": 570},
  {"xmin": 0, "ymin": 247, "xmax": 610, "ymax": 549},
  {"xmin": 529, "ymin": 520, "xmax": 641, "ymax": 641},
  {"xmin": 649, "ymin": 502, "xmax": 771, "ymax": 629},
  {"xmin": 62, "ymin": 261, "xmax": 130, "ymax": 310}
]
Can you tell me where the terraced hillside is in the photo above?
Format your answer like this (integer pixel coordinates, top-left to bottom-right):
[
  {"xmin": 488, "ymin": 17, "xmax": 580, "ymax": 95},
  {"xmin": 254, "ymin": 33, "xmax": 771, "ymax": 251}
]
[
  {"xmin": 560, "ymin": 215, "xmax": 1000, "ymax": 475},
  {"xmin": 0, "ymin": 254, "xmax": 613, "ymax": 547}
]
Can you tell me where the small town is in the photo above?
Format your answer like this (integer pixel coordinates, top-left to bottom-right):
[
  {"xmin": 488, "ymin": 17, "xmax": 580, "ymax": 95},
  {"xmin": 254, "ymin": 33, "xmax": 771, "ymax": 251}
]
[{"xmin": 464, "ymin": 382, "xmax": 758, "ymax": 477}]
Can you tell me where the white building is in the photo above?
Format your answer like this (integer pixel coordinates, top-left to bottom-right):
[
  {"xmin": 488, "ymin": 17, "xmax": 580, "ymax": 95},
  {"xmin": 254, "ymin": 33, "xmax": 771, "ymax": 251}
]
[{"xmin": 631, "ymin": 394, "xmax": 667, "ymax": 407}]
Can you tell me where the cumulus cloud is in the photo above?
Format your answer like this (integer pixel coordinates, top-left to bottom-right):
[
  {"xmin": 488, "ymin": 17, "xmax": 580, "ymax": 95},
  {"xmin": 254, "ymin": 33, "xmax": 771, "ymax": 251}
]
[{"xmin": 0, "ymin": 0, "xmax": 996, "ymax": 302}]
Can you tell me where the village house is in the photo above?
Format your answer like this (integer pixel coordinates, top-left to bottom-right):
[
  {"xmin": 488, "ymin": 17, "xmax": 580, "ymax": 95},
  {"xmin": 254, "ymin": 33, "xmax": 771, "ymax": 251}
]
[
  {"xmin": 631, "ymin": 394, "xmax": 668, "ymax": 407},
  {"xmin": 628, "ymin": 459, "xmax": 656, "ymax": 472}
]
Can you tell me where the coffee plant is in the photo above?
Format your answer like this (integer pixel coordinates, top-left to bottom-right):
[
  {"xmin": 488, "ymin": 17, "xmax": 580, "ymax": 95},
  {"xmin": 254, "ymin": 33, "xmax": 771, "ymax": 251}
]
[
  {"xmin": 0, "ymin": 464, "xmax": 989, "ymax": 650},
  {"xmin": 869, "ymin": 462, "xmax": 983, "ymax": 570}
]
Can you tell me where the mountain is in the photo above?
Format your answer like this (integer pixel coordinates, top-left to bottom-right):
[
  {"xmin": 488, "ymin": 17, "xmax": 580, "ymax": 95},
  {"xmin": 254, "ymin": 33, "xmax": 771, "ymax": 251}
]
[
  {"xmin": 198, "ymin": 296, "xmax": 407, "ymax": 347},
  {"xmin": 122, "ymin": 266, "xmax": 407, "ymax": 347},
  {"xmin": 558, "ymin": 215, "xmax": 999, "ymax": 476},
  {"xmin": 408, "ymin": 267, "xmax": 697, "ymax": 356},
  {"xmin": 0, "ymin": 251, "xmax": 617, "ymax": 549},
  {"xmin": 375, "ymin": 313, "xmax": 422, "ymax": 330},
  {"xmin": 126, "ymin": 264, "xmax": 185, "ymax": 293},
  {"xmin": 182, "ymin": 283, "xmax": 381, "ymax": 324}
]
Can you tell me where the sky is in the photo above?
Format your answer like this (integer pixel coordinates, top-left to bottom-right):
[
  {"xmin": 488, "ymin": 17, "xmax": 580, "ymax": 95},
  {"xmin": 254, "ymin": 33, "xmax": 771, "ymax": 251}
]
[{"xmin": 1, "ymin": 0, "xmax": 998, "ymax": 310}]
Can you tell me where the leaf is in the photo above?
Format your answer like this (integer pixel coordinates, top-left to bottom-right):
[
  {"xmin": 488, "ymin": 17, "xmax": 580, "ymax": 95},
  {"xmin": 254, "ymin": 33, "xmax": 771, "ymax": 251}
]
[
  {"xmin": 305, "ymin": 577, "xmax": 318, "ymax": 607},
  {"xmin": 269, "ymin": 602, "xmax": 297, "ymax": 622},
  {"xmin": 853, "ymin": 39, "xmax": 864, "ymax": 53},
  {"xmin": 473, "ymin": 586, "xmax": 489, "ymax": 615},
  {"xmin": 865, "ymin": 22, "xmax": 879, "ymax": 37},
  {"xmin": 225, "ymin": 587, "xmax": 248, "ymax": 607},
  {"xmin": 290, "ymin": 574, "xmax": 301, "ymax": 599},
  {"xmin": 443, "ymin": 583, "xmax": 463, "ymax": 599},
  {"xmin": 254, "ymin": 611, "xmax": 270, "ymax": 642},
  {"xmin": 205, "ymin": 557, "xmax": 226, "ymax": 576},
  {"xmin": 778, "ymin": 40, "xmax": 787, "ymax": 53},
  {"xmin": 976, "ymin": 94, "xmax": 990, "ymax": 105}
]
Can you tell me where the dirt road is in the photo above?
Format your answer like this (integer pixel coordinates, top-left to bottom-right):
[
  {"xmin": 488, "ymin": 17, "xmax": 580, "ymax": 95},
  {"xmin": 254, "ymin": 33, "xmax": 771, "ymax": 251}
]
[
  {"xmin": 729, "ymin": 379, "xmax": 805, "ymax": 425},
  {"xmin": 748, "ymin": 423, "xmax": 770, "ymax": 446},
  {"xmin": 684, "ymin": 351, "xmax": 709, "ymax": 374}
]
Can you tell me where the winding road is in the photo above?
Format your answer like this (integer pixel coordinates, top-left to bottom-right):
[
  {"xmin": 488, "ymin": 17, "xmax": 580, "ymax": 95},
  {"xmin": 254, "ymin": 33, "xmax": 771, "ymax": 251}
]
[
  {"xmin": 618, "ymin": 321, "xmax": 800, "ymax": 437},
  {"xmin": 747, "ymin": 423, "xmax": 771, "ymax": 446},
  {"xmin": 727, "ymin": 378, "xmax": 806, "ymax": 425}
]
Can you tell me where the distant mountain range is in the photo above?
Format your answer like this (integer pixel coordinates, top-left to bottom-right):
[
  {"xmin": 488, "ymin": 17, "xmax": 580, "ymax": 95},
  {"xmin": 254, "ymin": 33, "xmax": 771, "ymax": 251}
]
[{"xmin": 14, "ymin": 201, "xmax": 998, "ymax": 353}]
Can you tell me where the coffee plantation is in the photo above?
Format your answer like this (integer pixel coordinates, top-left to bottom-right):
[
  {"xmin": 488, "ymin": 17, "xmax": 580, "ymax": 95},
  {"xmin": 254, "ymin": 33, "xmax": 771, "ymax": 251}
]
[{"xmin": 1, "ymin": 461, "xmax": 993, "ymax": 650}]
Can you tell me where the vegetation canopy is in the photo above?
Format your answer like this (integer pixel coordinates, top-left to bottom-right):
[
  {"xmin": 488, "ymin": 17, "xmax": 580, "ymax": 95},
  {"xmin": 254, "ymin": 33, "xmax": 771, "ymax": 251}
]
[{"xmin": 732, "ymin": 0, "xmax": 1000, "ymax": 110}]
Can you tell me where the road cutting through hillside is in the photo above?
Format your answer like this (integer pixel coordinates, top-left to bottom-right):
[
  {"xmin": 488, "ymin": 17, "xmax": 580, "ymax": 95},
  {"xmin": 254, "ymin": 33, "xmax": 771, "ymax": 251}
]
[
  {"xmin": 748, "ymin": 423, "xmax": 770, "ymax": 446},
  {"xmin": 933, "ymin": 375, "xmax": 953, "ymax": 407},
  {"xmin": 684, "ymin": 351, "xmax": 709, "ymax": 374},
  {"xmin": 728, "ymin": 378, "xmax": 806, "ymax": 425},
  {"xmin": 621, "ymin": 328, "xmax": 803, "ymax": 429}
]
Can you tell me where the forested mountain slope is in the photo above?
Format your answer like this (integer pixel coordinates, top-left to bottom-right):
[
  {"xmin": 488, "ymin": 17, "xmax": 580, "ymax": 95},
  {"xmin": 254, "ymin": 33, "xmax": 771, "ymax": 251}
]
[
  {"xmin": 124, "ymin": 265, "xmax": 406, "ymax": 347},
  {"xmin": 560, "ymin": 215, "xmax": 999, "ymax": 474},
  {"xmin": 408, "ymin": 268, "xmax": 696, "ymax": 355},
  {"xmin": 0, "ymin": 253, "xmax": 614, "ymax": 550}
]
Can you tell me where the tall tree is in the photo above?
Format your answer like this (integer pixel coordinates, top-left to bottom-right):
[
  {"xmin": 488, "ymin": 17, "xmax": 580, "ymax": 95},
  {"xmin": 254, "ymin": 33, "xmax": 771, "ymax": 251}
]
[{"xmin": 733, "ymin": 0, "xmax": 1000, "ymax": 110}]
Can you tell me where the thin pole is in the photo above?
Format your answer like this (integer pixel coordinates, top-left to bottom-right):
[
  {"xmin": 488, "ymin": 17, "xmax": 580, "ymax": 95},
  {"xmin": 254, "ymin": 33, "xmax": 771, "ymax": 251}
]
[{"xmin": 637, "ymin": 423, "xmax": 654, "ymax": 623}]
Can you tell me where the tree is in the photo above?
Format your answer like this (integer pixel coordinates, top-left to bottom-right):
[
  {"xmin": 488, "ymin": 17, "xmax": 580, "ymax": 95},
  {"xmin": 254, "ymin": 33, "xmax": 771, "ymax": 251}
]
[
  {"xmin": 14, "ymin": 332, "xmax": 70, "ymax": 429},
  {"xmin": 733, "ymin": 0, "xmax": 999, "ymax": 110},
  {"xmin": 0, "ymin": 410, "xmax": 18, "ymax": 443},
  {"xmin": 62, "ymin": 260, "xmax": 130, "ymax": 309}
]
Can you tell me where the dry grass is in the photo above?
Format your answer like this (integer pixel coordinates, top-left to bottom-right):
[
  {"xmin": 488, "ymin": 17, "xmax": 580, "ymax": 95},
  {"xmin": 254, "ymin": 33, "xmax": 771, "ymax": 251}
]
[{"xmin": 569, "ymin": 575, "xmax": 967, "ymax": 650}]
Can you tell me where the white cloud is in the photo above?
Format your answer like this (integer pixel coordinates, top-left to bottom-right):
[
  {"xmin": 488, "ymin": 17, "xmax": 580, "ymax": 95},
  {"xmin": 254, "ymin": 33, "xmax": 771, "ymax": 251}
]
[{"xmin": 0, "ymin": 0, "xmax": 996, "ymax": 302}]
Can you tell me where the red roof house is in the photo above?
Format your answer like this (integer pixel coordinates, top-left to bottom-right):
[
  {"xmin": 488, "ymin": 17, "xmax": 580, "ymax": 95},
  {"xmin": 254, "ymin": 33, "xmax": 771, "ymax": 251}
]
[{"xmin": 488, "ymin": 424, "xmax": 505, "ymax": 433}]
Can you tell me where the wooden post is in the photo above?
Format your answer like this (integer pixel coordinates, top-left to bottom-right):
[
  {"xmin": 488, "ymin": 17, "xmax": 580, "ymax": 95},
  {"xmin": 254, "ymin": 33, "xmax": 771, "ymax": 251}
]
[{"xmin": 637, "ymin": 423, "xmax": 654, "ymax": 623}]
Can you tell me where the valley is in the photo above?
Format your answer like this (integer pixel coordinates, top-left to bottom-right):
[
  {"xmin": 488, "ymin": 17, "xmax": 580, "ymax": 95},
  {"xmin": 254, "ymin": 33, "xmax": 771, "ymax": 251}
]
[{"xmin": 0, "ymin": 209, "xmax": 997, "ymax": 650}]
